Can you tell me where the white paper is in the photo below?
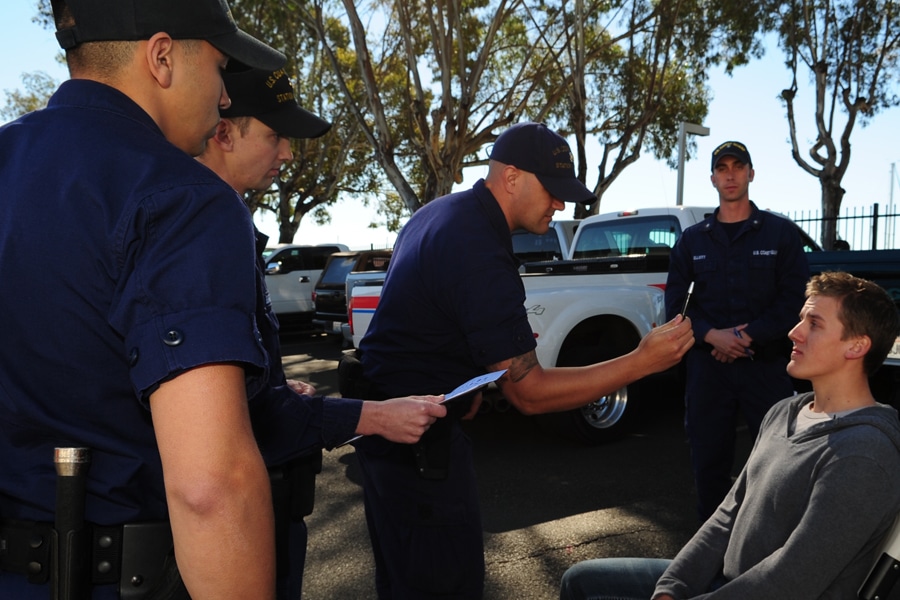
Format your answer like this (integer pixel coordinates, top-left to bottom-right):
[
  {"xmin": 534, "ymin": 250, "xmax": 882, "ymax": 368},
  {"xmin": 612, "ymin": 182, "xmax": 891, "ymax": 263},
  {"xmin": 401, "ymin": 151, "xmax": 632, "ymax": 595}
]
[
  {"xmin": 441, "ymin": 369, "xmax": 506, "ymax": 403},
  {"xmin": 335, "ymin": 369, "xmax": 507, "ymax": 447}
]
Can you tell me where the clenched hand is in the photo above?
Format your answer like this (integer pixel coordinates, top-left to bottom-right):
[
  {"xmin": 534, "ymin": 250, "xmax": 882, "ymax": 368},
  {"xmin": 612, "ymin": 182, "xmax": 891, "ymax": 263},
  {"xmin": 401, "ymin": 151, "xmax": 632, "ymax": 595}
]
[
  {"xmin": 636, "ymin": 314, "xmax": 695, "ymax": 374},
  {"xmin": 358, "ymin": 396, "xmax": 448, "ymax": 444}
]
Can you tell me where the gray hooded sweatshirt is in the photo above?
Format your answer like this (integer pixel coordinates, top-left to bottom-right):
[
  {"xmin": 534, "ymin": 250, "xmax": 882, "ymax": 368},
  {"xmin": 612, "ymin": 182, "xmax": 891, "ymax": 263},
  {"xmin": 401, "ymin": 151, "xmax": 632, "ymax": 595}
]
[{"xmin": 655, "ymin": 392, "xmax": 900, "ymax": 599}]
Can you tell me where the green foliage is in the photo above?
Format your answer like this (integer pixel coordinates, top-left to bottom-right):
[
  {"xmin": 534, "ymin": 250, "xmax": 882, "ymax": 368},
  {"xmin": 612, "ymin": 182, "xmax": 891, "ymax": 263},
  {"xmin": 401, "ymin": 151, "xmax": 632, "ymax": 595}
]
[
  {"xmin": 1, "ymin": 71, "xmax": 57, "ymax": 122},
  {"xmin": 17, "ymin": 0, "xmax": 778, "ymax": 233},
  {"xmin": 311, "ymin": 0, "xmax": 774, "ymax": 220}
]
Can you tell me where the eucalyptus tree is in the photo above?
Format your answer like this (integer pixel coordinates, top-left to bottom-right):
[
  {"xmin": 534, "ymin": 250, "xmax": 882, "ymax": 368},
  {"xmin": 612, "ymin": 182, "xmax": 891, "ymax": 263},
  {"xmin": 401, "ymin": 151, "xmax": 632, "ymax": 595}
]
[
  {"xmin": 304, "ymin": 0, "xmax": 774, "ymax": 225},
  {"xmin": 303, "ymin": 0, "xmax": 567, "ymax": 215},
  {"xmin": 533, "ymin": 0, "xmax": 771, "ymax": 217},
  {"xmin": 773, "ymin": 0, "xmax": 900, "ymax": 249}
]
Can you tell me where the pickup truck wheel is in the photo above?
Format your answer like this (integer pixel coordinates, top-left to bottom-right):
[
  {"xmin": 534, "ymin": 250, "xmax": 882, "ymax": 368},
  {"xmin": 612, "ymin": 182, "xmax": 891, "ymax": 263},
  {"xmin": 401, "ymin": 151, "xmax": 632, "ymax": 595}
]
[
  {"xmin": 540, "ymin": 381, "xmax": 636, "ymax": 445},
  {"xmin": 538, "ymin": 322, "xmax": 641, "ymax": 445},
  {"xmin": 576, "ymin": 386, "xmax": 629, "ymax": 433}
]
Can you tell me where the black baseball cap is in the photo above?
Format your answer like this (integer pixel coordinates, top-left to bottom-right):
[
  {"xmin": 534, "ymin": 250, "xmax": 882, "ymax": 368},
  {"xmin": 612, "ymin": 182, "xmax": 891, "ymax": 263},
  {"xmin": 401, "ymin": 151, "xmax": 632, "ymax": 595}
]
[
  {"xmin": 490, "ymin": 122, "xmax": 596, "ymax": 204},
  {"xmin": 55, "ymin": 0, "xmax": 285, "ymax": 72},
  {"xmin": 711, "ymin": 141, "xmax": 752, "ymax": 171},
  {"xmin": 220, "ymin": 68, "xmax": 331, "ymax": 139}
]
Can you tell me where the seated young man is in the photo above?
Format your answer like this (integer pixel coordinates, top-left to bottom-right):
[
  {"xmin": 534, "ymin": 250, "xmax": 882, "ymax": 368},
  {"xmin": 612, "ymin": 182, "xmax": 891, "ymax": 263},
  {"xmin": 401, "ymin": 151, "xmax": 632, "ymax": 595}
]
[{"xmin": 560, "ymin": 271, "xmax": 900, "ymax": 600}]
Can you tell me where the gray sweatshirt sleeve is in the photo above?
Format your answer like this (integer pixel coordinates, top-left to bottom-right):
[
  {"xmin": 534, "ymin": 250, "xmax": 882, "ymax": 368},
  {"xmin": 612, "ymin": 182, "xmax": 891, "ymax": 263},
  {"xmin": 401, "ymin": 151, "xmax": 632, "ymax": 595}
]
[{"xmin": 656, "ymin": 455, "xmax": 898, "ymax": 599}]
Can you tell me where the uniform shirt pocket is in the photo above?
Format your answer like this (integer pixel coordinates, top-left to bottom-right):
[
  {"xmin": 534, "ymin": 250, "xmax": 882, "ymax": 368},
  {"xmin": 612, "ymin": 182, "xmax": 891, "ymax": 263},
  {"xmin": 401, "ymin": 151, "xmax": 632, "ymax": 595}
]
[{"xmin": 748, "ymin": 254, "xmax": 778, "ymax": 301}]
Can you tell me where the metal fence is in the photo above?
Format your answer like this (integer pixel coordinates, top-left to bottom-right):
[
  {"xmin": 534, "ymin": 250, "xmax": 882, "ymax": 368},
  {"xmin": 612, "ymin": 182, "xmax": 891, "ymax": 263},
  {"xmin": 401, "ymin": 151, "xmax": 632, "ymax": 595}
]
[{"xmin": 786, "ymin": 203, "xmax": 900, "ymax": 251}]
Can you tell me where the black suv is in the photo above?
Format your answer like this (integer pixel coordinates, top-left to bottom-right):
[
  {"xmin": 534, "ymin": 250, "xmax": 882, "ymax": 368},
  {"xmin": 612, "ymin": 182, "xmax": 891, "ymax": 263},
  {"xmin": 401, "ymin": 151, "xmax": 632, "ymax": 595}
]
[{"xmin": 312, "ymin": 250, "xmax": 392, "ymax": 335}]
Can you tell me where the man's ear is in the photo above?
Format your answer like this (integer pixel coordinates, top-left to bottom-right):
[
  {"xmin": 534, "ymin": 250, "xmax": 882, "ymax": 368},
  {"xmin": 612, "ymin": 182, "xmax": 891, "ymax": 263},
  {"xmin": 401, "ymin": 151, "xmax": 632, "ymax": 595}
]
[
  {"xmin": 145, "ymin": 32, "xmax": 176, "ymax": 88},
  {"xmin": 210, "ymin": 119, "xmax": 235, "ymax": 151},
  {"xmin": 502, "ymin": 164, "xmax": 519, "ymax": 194},
  {"xmin": 846, "ymin": 335, "xmax": 872, "ymax": 360},
  {"xmin": 748, "ymin": 167, "xmax": 755, "ymax": 182}
]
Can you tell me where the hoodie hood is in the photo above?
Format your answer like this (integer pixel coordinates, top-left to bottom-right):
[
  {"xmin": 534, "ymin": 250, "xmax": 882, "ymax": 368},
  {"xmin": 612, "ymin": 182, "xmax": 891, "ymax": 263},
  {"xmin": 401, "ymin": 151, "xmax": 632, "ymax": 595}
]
[{"xmin": 785, "ymin": 391, "xmax": 900, "ymax": 453}]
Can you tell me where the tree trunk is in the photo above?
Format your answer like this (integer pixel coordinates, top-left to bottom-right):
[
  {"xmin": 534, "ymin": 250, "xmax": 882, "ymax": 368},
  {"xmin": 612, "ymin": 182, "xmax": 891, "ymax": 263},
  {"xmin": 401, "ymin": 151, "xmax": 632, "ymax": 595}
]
[
  {"xmin": 820, "ymin": 178, "xmax": 845, "ymax": 251},
  {"xmin": 278, "ymin": 187, "xmax": 300, "ymax": 244}
]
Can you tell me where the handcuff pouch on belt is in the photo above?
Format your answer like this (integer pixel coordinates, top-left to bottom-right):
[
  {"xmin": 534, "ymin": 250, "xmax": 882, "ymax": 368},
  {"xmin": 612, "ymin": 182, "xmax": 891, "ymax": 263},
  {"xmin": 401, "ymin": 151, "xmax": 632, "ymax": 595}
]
[{"xmin": 269, "ymin": 451, "xmax": 323, "ymax": 579}]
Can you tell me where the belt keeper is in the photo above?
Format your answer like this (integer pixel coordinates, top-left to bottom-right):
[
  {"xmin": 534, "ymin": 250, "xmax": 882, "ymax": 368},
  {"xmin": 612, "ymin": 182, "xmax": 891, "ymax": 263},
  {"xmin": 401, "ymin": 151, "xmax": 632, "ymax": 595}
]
[
  {"xmin": 91, "ymin": 525, "xmax": 122, "ymax": 585},
  {"xmin": 0, "ymin": 519, "xmax": 53, "ymax": 584}
]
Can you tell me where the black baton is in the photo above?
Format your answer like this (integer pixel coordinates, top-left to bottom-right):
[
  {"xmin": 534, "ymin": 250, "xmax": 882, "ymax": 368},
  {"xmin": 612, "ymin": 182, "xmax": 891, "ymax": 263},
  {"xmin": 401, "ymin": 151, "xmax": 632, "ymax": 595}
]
[{"xmin": 52, "ymin": 447, "xmax": 91, "ymax": 600}]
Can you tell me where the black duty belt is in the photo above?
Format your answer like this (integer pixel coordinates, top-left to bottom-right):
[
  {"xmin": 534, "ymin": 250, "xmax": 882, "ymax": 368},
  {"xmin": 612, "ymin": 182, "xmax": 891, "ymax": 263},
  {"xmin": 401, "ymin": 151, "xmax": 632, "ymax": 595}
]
[{"xmin": 0, "ymin": 518, "xmax": 182, "ymax": 599}]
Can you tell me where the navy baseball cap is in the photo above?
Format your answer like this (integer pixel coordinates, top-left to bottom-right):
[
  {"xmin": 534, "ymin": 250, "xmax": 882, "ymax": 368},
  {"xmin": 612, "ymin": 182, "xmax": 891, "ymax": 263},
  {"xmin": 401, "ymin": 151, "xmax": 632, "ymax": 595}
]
[
  {"xmin": 55, "ymin": 0, "xmax": 286, "ymax": 72},
  {"xmin": 221, "ymin": 68, "xmax": 331, "ymax": 139},
  {"xmin": 711, "ymin": 141, "xmax": 752, "ymax": 171},
  {"xmin": 490, "ymin": 122, "xmax": 596, "ymax": 204}
]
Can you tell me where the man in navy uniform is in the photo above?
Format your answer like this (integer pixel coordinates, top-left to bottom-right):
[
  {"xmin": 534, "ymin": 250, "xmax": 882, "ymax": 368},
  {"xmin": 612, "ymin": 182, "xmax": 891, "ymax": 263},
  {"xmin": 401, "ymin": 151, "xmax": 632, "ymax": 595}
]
[
  {"xmin": 198, "ymin": 66, "xmax": 331, "ymax": 599},
  {"xmin": 665, "ymin": 141, "xmax": 809, "ymax": 522},
  {"xmin": 0, "ymin": 1, "xmax": 444, "ymax": 598},
  {"xmin": 356, "ymin": 122, "xmax": 695, "ymax": 599}
]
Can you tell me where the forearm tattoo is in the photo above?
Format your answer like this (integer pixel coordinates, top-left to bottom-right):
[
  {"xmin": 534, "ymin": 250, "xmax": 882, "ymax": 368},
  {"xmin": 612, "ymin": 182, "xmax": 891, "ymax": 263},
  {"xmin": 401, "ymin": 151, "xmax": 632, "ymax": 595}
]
[{"xmin": 493, "ymin": 350, "xmax": 538, "ymax": 386}]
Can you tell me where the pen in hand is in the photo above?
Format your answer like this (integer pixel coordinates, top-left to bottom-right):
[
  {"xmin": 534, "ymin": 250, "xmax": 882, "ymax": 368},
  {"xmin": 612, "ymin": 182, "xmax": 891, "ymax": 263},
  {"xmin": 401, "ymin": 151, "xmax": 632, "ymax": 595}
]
[
  {"xmin": 680, "ymin": 281, "xmax": 694, "ymax": 318},
  {"xmin": 733, "ymin": 327, "xmax": 754, "ymax": 360}
]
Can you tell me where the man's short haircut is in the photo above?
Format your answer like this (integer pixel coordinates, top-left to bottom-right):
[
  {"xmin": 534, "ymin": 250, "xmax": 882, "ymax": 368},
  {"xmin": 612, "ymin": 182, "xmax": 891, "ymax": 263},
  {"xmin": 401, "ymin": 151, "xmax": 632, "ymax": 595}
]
[
  {"xmin": 807, "ymin": 271, "xmax": 900, "ymax": 374},
  {"xmin": 229, "ymin": 116, "xmax": 254, "ymax": 137},
  {"xmin": 51, "ymin": 1, "xmax": 134, "ymax": 76},
  {"xmin": 64, "ymin": 41, "xmax": 138, "ymax": 78}
]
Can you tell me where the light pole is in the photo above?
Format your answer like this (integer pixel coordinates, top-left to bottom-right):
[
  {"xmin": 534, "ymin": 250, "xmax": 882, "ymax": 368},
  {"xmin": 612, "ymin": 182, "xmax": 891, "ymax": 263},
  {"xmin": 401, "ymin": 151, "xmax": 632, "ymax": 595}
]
[{"xmin": 676, "ymin": 122, "xmax": 710, "ymax": 206}]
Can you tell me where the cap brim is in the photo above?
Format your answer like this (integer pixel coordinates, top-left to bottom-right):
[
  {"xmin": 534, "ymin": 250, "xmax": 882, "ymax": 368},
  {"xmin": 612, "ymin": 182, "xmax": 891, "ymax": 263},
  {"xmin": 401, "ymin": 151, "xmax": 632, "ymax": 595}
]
[
  {"xmin": 258, "ymin": 105, "xmax": 332, "ymax": 139},
  {"xmin": 208, "ymin": 29, "xmax": 285, "ymax": 72},
  {"xmin": 537, "ymin": 174, "xmax": 597, "ymax": 204}
]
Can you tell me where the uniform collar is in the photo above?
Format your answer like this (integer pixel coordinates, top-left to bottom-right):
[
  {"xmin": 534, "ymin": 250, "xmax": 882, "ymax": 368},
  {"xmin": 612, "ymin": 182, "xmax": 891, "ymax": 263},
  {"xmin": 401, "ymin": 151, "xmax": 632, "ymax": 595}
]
[
  {"xmin": 49, "ymin": 79, "xmax": 164, "ymax": 139},
  {"xmin": 701, "ymin": 201, "xmax": 763, "ymax": 234},
  {"xmin": 472, "ymin": 178, "xmax": 515, "ymax": 252}
]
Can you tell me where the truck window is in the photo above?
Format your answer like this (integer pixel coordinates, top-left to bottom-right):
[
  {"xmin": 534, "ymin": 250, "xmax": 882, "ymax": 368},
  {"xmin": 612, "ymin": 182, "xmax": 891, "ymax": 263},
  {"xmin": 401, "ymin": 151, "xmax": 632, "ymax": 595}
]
[
  {"xmin": 320, "ymin": 255, "xmax": 360, "ymax": 285},
  {"xmin": 305, "ymin": 246, "xmax": 342, "ymax": 270},
  {"xmin": 572, "ymin": 216, "xmax": 682, "ymax": 259},
  {"xmin": 512, "ymin": 229, "xmax": 564, "ymax": 262},
  {"xmin": 278, "ymin": 248, "xmax": 306, "ymax": 271}
]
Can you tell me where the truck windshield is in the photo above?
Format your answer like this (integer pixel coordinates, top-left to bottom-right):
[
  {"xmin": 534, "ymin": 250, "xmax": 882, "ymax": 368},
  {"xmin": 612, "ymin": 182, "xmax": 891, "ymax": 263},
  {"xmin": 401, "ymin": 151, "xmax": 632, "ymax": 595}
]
[{"xmin": 572, "ymin": 216, "xmax": 682, "ymax": 260}]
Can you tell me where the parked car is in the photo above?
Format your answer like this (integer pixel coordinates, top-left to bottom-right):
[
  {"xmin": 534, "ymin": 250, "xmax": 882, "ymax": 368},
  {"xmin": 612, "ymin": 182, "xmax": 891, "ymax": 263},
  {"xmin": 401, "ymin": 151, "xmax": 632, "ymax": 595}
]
[
  {"xmin": 313, "ymin": 249, "xmax": 392, "ymax": 340},
  {"xmin": 262, "ymin": 243, "xmax": 348, "ymax": 329}
]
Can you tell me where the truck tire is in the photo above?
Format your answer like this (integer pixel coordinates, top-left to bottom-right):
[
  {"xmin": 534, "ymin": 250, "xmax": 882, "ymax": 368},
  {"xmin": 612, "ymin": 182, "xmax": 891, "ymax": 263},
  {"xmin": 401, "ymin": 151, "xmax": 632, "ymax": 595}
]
[{"xmin": 538, "ymin": 318, "xmax": 641, "ymax": 445}]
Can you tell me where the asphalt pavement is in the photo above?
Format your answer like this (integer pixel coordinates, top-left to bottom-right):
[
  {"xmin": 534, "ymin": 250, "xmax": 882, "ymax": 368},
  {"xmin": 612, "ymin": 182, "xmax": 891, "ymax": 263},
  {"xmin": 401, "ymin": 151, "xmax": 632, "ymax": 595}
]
[{"xmin": 279, "ymin": 332, "xmax": 751, "ymax": 600}]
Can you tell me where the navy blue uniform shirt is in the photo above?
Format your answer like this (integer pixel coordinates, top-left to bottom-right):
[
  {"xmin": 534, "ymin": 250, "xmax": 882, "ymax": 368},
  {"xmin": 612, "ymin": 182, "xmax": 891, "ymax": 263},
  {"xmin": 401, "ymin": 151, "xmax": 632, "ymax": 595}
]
[
  {"xmin": 360, "ymin": 179, "xmax": 536, "ymax": 397},
  {"xmin": 248, "ymin": 228, "xmax": 362, "ymax": 465},
  {"xmin": 0, "ymin": 79, "xmax": 265, "ymax": 530},
  {"xmin": 664, "ymin": 202, "xmax": 809, "ymax": 348},
  {"xmin": 0, "ymin": 80, "xmax": 360, "ymax": 534},
  {"xmin": 0, "ymin": 75, "xmax": 364, "ymax": 600}
]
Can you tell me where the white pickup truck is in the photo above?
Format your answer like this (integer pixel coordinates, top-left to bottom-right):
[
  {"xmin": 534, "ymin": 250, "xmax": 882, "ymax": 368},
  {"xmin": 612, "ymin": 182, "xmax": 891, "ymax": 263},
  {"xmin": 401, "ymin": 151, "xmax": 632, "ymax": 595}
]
[
  {"xmin": 348, "ymin": 207, "xmax": 713, "ymax": 443},
  {"xmin": 348, "ymin": 206, "xmax": 831, "ymax": 444}
]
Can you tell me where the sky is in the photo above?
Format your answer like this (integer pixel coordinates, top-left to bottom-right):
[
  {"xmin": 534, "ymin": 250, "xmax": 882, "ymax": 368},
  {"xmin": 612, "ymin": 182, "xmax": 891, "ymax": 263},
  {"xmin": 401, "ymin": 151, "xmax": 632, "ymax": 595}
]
[{"xmin": 4, "ymin": 2, "xmax": 900, "ymax": 250}]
